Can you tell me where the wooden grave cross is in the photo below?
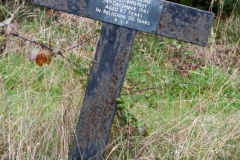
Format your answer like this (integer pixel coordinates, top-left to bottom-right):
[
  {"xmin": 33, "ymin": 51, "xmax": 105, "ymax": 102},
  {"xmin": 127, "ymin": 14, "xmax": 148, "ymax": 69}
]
[{"xmin": 32, "ymin": 0, "xmax": 214, "ymax": 159}]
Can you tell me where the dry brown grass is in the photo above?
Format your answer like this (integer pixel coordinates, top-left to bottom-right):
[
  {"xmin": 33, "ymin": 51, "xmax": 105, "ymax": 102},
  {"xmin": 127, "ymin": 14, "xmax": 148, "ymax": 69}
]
[{"xmin": 1, "ymin": 0, "xmax": 240, "ymax": 159}]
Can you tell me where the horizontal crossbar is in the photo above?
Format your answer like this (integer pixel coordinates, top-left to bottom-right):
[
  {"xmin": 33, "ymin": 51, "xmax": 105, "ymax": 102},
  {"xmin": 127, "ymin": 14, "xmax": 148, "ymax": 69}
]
[{"xmin": 32, "ymin": 0, "xmax": 214, "ymax": 45}]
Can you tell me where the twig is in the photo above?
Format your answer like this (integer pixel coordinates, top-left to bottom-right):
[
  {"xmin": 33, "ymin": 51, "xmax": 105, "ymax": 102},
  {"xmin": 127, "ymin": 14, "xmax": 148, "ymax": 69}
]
[
  {"xmin": 2, "ymin": 19, "xmax": 98, "ymax": 67},
  {"xmin": 121, "ymin": 87, "xmax": 164, "ymax": 96},
  {"xmin": 10, "ymin": 32, "xmax": 53, "ymax": 51},
  {"xmin": 7, "ymin": 31, "xmax": 98, "ymax": 68},
  {"xmin": 56, "ymin": 51, "xmax": 80, "ymax": 68},
  {"xmin": 63, "ymin": 34, "xmax": 98, "ymax": 53}
]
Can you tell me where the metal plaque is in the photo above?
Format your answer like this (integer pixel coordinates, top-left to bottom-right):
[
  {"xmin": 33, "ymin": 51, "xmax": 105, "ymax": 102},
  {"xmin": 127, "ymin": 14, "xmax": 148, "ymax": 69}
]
[{"xmin": 87, "ymin": 0, "xmax": 163, "ymax": 33}]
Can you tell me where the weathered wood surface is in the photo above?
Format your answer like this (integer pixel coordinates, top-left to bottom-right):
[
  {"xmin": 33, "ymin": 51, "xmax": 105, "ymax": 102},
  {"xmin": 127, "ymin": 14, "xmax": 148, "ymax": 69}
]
[
  {"xmin": 69, "ymin": 23, "xmax": 136, "ymax": 160},
  {"xmin": 32, "ymin": 0, "xmax": 214, "ymax": 46}
]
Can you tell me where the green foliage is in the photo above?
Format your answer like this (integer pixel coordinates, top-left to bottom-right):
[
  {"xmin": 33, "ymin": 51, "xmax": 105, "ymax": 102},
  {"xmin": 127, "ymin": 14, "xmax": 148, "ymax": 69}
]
[
  {"xmin": 170, "ymin": 0, "xmax": 240, "ymax": 15},
  {"xmin": 1, "ymin": 1, "xmax": 240, "ymax": 159},
  {"xmin": 116, "ymin": 97, "xmax": 139, "ymax": 127}
]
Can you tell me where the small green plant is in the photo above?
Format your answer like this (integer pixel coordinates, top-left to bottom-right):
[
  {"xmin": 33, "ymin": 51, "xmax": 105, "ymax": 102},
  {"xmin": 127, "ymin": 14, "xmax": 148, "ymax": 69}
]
[
  {"xmin": 116, "ymin": 97, "xmax": 139, "ymax": 127},
  {"xmin": 1, "ymin": 1, "xmax": 240, "ymax": 159}
]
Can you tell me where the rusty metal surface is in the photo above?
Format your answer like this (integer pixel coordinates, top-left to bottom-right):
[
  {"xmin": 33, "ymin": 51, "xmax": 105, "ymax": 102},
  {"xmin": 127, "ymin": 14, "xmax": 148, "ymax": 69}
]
[
  {"xmin": 32, "ymin": 0, "xmax": 89, "ymax": 16},
  {"xmin": 69, "ymin": 23, "xmax": 136, "ymax": 160},
  {"xmin": 31, "ymin": 0, "xmax": 215, "ymax": 159},
  {"xmin": 157, "ymin": 1, "xmax": 214, "ymax": 46}
]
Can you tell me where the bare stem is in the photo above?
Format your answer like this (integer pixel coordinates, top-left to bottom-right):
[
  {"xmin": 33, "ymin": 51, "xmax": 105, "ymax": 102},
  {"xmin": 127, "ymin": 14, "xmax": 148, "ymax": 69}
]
[
  {"xmin": 64, "ymin": 34, "xmax": 98, "ymax": 53},
  {"xmin": 10, "ymin": 32, "xmax": 53, "ymax": 51},
  {"xmin": 5, "ymin": 31, "xmax": 98, "ymax": 68}
]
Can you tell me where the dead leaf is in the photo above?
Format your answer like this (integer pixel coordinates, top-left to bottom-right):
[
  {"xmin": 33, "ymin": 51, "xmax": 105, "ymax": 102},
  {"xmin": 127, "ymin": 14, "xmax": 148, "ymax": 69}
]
[{"xmin": 0, "ymin": 17, "xmax": 14, "ymax": 27}]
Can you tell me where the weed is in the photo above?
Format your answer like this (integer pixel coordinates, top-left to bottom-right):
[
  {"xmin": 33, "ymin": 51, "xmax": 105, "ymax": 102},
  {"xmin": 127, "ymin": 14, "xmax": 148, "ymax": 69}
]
[{"xmin": 0, "ymin": 1, "xmax": 240, "ymax": 159}]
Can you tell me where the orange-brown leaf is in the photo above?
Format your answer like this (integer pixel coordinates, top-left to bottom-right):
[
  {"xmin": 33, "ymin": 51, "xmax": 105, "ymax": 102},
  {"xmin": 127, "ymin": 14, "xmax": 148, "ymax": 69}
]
[{"xmin": 35, "ymin": 50, "xmax": 52, "ymax": 66}]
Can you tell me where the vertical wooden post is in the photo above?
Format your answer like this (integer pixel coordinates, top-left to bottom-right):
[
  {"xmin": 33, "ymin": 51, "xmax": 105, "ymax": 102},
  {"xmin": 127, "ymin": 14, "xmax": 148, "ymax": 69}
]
[
  {"xmin": 32, "ymin": 1, "xmax": 214, "ymax": 159},
  {"xmin": 69, "ymin": 23, "xmax": 136, "ymax": 160}
]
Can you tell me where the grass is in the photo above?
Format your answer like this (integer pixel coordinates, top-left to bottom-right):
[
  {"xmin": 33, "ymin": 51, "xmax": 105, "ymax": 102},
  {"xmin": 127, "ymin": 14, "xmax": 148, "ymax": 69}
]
[{"xmin": 1, "ymin": 1, "xmax": 240, "ymax": 159}]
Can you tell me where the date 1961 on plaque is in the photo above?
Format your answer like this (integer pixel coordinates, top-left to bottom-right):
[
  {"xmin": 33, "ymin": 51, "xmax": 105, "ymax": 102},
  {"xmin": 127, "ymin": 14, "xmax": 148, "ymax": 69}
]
[{"xmin": 87, "ymin": 0, "xmax": 164, "ymax": 33}]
